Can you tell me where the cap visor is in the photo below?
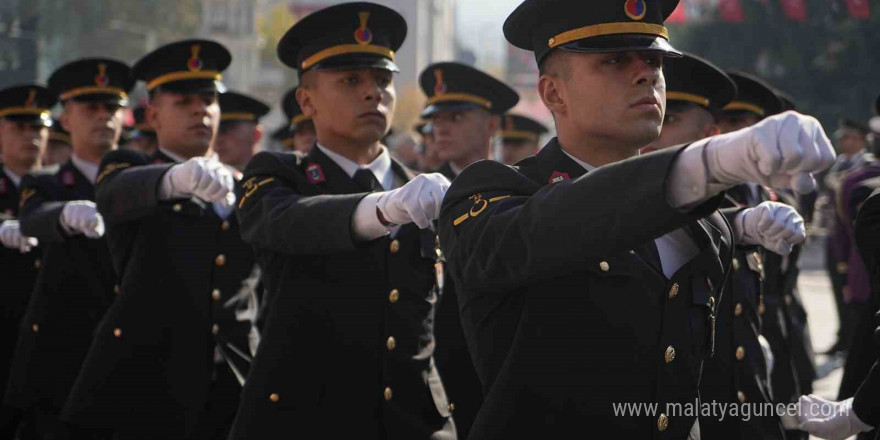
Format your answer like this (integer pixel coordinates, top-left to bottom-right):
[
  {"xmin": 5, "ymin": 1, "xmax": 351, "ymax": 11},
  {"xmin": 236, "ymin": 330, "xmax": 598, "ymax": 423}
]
[
  {"xmin": 155, "ymin": 79, "xmax": 226, "ymax": 94},
  {"xmin": 70, "ymin": 93, "xmax": 129, "ymax": 106},
  {"xmin": 4, "ymin": 114, "xmax": 52, "ymax": 127},
  {"xmin": 560, "ymin": 35, "xmax": 681, "ymax": 57},
  {"xmin": 421, "ymin": 101, "xmax": 484, "ymax": 119},
  {"xmin": 310, "ymin": 55, "xmax": 399, "ymax": 73}
]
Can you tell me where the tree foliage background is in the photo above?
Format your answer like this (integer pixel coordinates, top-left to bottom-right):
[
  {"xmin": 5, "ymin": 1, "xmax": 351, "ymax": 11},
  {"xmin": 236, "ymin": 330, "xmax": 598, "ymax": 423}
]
[{"xmin": 669, "ymin": 0, "xmax": 879, "ymax": 132}]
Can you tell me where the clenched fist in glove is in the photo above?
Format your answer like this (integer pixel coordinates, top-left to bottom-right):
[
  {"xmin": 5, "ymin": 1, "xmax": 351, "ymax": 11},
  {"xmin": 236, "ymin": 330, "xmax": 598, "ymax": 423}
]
[
  {"xmin": 796, "ymin": 395, "xmax": 874, "ymax": 440},
  {"xmin": 60, "ymin": 200, "xmax": 105, "ymax": 238},
  {"xmin": 376, "ymin": 173, "xmax": 451, "ymax": 229},
  {"xmin": 700, "ymin": 111, "xmax": 835, "ymax": 194},
  {"xmin": 0, "ymin": 220, "xmax": 38, "ymax": 253},
  {"xmin": 160, "ymin": 157, "xmax": 234, "ymax": 203},
  {"xmin": 734, "ymin": 201, "xmax": 806, "ymax": 255}
]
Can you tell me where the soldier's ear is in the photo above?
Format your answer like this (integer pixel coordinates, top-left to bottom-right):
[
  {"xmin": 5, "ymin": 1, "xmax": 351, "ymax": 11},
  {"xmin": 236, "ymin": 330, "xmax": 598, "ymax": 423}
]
[
  {"xmin": 296, "ymin": 86, "xmax": 316, "ymax": 118},
  {"xmin": 60, "ymin": 102, "xmax": 72, "ymax": 133},
  {"xmin": 488, "ymin": 114, "xmax": 501, "ymax": 134},
  {"xmin": 539, "ymin": 74, "xmax": 566, "ymax": 117},
  {"xmin": 146, "ymin": 97, "xmax": 161, "ymax": 132},
  {"xmin": 252, "ymin": 124, "xmax": 264, "ymax": 145},
  {"xmin": 704, "ymin": 124, "xmax": 721, "ymax": 138}
]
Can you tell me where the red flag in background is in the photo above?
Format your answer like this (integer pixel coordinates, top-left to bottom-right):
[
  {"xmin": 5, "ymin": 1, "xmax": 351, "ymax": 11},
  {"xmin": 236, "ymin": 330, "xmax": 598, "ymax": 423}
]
[
  {"xmin": 718, "ymin": 0, "xmax": 745, "ymax": 22},
  {"xmin": 845, "ymin": 0, "xmax": 871, "ymax": 19},
  {"xmin": 779, "ymin": 0, "xmax": 808, "ymax": 22},
  {"xmin": 667, "ymin": 0, "xmax": 688, "ymax": 22}
]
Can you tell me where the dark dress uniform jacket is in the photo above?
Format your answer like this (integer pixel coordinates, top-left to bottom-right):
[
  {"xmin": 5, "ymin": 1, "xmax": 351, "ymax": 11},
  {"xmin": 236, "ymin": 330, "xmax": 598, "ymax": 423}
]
[
  {"xmin": 438, "ymin": 140, "xmax": 733, "ymax": 439},
  {"xmin": 61, "ymin": 150, "xmax": 254, "ymax": 437},
  {"xmin": 851, "ymin": 188, "xmax": 880, "ymax": 435},
  {"xmin": 4, "ymin": 161, "xmax": 116, "ymax": 416},
  {"xmin": 230, "ymin": 147, "xmax": 454, "ymax": 439},
  {"xmin": 700, "ymin": 198, "xmax": 784, "ymax": 440},
  {"xmin": 0, "ymin": 170, "xmax": 40, "ymax": 424}
]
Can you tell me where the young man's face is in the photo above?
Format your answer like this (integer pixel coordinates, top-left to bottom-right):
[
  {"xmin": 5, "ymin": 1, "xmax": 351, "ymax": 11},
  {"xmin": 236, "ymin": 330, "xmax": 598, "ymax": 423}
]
[
  {"xmin": 500, "ymin": 139, "xmax": 539, "ymax": 165},
  {"xmin": 642, "ymin": 103, "xmax": 719, "ymax": 153},
  {"xmin": 0, "ymin": 119, "xmax": 48, "ymax": 168},
  {"xmin": 299, "ymin": 68, "xmax": 395, "ymax": 145},
  {"xmin": 214, "ymin": 121, "xmax": 259, "ymax": 169},
  {"xmin": 62, "ymin": 100, "xmax": 125, "ymax": 156},
  {"xmin": 148, "ymin": 91, "xmax": 220, "ymax": 158},
  {"xmin": 292, "ymin": 121, "xmax": 316, "ymax": 153},
  {"xmin": 431, "ymin": 108, "xmax": 496, "ymax": 163},
  {"xmin": 837, "ymin": 130, "xmax": 866, "ymax": 156},
  {"xmin": 558, "ymin": 51, "xmax": 666, "ymax": 148},
  {"xmin": 717, "ymin": 111, "xmax": 762, "ymax": 134}
]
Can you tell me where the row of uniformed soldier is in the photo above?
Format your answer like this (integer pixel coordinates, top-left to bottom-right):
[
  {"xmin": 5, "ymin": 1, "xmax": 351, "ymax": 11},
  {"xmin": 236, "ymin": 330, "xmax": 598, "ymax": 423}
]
[{"xmin": 0, "ymin": 1, "xmax": 846, "ymax": 439}]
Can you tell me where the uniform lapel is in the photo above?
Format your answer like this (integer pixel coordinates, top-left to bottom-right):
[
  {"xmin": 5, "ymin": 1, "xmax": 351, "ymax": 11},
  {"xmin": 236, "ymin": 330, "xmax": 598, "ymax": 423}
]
[
  {"xmin": 531, "ymin": 139, "xmax": 587, "ymax": 184},
  {"xmin": 60, "ymin": 160, "xmax": 95, "ymax": 201},
  {"xmin": 307, "ymin": 146, "xmax": 364, "ymax": 195}
]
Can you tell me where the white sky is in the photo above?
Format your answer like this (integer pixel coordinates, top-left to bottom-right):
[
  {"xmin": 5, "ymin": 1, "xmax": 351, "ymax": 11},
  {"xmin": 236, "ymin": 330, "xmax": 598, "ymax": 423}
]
[{"xmin": 455, "ymin": 0, "xmax": 521, "ymax": 69}]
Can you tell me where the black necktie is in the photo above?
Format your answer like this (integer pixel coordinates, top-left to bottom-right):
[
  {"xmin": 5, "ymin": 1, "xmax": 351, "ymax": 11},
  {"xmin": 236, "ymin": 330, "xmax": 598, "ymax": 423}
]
[
  {"xmin": 353, "ymin": 169, "xmax": 383, "ymax": 193},
  {"xmin": 639, "ymin": 239, "xmax": 664, "ymax": 276}
]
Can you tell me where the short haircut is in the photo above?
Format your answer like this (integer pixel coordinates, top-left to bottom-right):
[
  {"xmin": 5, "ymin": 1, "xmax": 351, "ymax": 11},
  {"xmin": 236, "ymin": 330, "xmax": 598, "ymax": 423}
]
[{"xmin": 538, "ymin": 50, "xmax": 572, "ymax": 81}]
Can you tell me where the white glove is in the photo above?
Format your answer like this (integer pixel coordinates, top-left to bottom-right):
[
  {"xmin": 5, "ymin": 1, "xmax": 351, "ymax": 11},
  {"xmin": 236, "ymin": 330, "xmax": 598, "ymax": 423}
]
[
  {"xmin": 161, "ymin": 157, "xmax": 234, "ymax": 203},
  {"xmin": 0, "ymin": 220, "xmax": 38, "ymax": 253},
  {"xmin": 734, "ymin": 201, "xmax": 806, "ymax": 255},
  {"xmin": 796, "ymin": 395, "xmax": 874, "ymax": 440},
  {"xmin": 60, "ymin": 200, "xmax": 105, "ymax": 238},
  {"xmin": 376, "ymin": 173, "xmax": 450, "ymax": 229},
  {"xmin": 702, "ymin": 111, "xmax": 835, "ymax": 194}
]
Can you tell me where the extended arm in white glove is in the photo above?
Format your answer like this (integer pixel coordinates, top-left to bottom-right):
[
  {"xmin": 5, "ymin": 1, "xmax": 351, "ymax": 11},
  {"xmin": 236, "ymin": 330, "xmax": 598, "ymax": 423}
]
[
  {"xmin": 0, "ymin": 220, "xmax": 38, "ymax": 253},
  {"xmin": 60, "ymin": 201, "xmax": 104, "ymax": 238},
  {"xmin": 796, "ymin": 395, "xmax": 874, "ymax": 440},
  {"xmin": 158, "ymin": 157, "xmax": 234, "ymax": 203},
  {"xmin": 352, "ymin": 173, "xmax": 451, "ymax": 241},
  {"xmin": 734, "ymin": 201, "xmax": 806, "ymax": 255}
]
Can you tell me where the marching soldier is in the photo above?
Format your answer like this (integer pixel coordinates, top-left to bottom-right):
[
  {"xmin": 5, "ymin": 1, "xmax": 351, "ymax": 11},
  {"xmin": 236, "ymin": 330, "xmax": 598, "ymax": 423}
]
[
  {"xmin": 641, "ymin": 52, "xmax": 800, "ymax": 439},
  {"xmin": 438, "ymin": 0, "xmax": 834, "ymax": 438},
  {"xmin": 499, "ymin": 114, "xmax": 548, "ymax": 165},
  {"xmin": 414, "ymin": 122, "xmax": 443, "ymax": 172},
  {"xmin": 417, "ymin": 61, "xmax": 519, "ymax": 438},
  {"xmin": 230, "ymin": 3, "xmax": 455, "ymax": 438},
  {"xmin": 43, "ymin": 119, "xmax": 73, "ymax": 167},
  {"xmin": 0, "ymin": 84, "xmax": 54, "ymax": 439},
  {"xmin": 61, "ymin": 40, "xmax": 255, "ymax": 439},
  {"xmin": 720, "ymin": 70, "xmax": 817, "ymax": 439},
  {"xmin": 419, "ymin": 62, "xmax": 519, "ymax": 180},
  {"xmin": 215, "ymin": 91, "xmax": 270, "ymax": 170},
  {"xmin": 4, "ymin": 59, "xmax": 132, "ymax": 439}
]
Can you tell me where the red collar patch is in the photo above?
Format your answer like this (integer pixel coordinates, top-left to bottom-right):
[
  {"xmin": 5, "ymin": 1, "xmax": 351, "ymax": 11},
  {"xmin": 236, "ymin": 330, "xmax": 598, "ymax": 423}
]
[
  {"xmin": 306, "ymin": 163, "xmax": 326, "ymax": 184},
  {"xmin": 549, "ymin": 171, "xmax": 570, "ymax": 184},
  {"xmin": 62, "ymin": 170, "xmax": 75, "ymax": 187},
  {"xmin": 0, "ymin": 178, "xmax": 7, "ymax": 195}
]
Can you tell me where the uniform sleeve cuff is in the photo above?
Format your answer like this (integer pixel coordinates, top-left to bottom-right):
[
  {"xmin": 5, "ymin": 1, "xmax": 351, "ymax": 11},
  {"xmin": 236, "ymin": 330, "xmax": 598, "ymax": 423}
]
[
  {"xmin": 668, "ymin": 141, "xmax": 732, "ymax": 210},
  {"xmin": 352, "ymin": 192, "xmax": 389, "ymax": 242}
]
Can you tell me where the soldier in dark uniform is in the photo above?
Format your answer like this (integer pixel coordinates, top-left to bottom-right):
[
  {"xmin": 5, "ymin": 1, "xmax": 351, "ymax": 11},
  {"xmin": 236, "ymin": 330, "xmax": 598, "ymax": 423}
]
[
  {"xmin": 640, "ymin": 52, "xmax": 800, "ymax": 439},
  {"xmin": 4, "ymin": 59, "xmax": 132, "ymax": 439},
  {"xmin": 719, "ymin": 71, "xmax": 818, "ymax": 440},
  {"xmin": 499, "ymin": 114, "xmax": 548, "ymax": 165},
  {"xmin": 230, "ymin": 3, "xmax": 456, "ymax": 439},
  {"xmin": 215, "ymin": 91, "xmax": 270, "ymax": 170},
  {"xmin": 124, "ymin": 105, "xmax": 158, "ymax": 155},
  {"xmin": 796, "ymin": 187, "xmax": 880, "ymax": 440},
  {"xmin": 438, "ymin": 0, "xmax": 835, "ymax": 438},
  {"xmin": 44, "ymin": 119, "xmax": 73, "ymax": 167},
  {"xmin": 419, "ymin": 62, "xmax": 519, "ymax": 180},
  {"xmin": 60, "ymin": 40, "xmax": 256, "ymax": 439},
  {"xmin": 0, "ymin": 84, "xmax": 55, "ymax": 439},
  {"xmin": 417, "ymin": 63, "xmax": 518, "ymax": 439}
]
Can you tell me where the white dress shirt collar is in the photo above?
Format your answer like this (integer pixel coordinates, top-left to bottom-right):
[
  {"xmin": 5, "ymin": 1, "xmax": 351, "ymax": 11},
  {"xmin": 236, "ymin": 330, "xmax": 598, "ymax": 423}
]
[
  {"xmin": 71, "ymin": 155, "xmax": 100, "ymax": 184},
  {"xmin": 316, "ymin": 142, "xmax": 394, "ymax": 191},
  {"xmin": 2, "ymin": 167, "xmax": 22, "ymax": 187}
]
